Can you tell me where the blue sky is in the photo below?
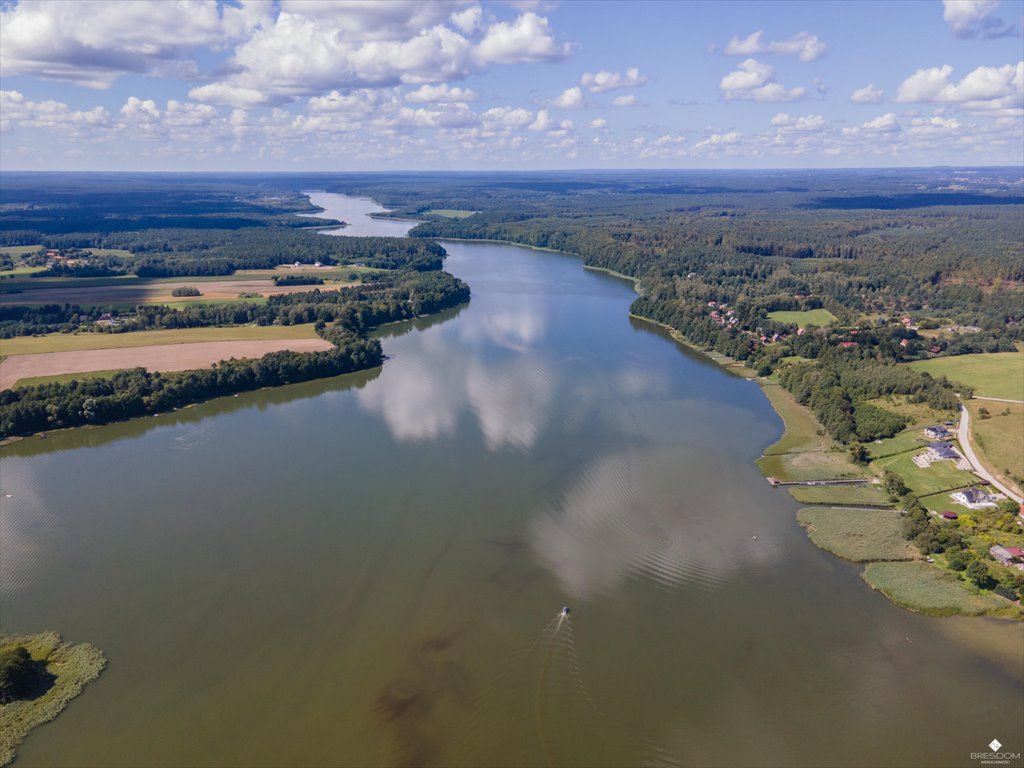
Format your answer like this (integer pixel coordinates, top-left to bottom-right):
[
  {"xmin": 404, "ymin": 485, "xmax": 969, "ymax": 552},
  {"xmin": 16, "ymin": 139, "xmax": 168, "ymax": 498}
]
[{"xmin": 1, "ymin": 0, "xmax": 1021, "ymax": 170}]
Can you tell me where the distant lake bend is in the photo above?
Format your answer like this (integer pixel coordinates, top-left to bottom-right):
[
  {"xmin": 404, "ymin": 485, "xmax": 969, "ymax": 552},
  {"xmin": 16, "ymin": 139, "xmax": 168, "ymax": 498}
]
[{"xmin": 1, "ymin": 192, "xmax": 1021, "ymax": 767}]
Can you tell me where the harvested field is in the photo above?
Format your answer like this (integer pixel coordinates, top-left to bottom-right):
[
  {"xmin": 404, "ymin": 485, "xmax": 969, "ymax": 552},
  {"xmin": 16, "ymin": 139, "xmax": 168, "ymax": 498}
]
[
  {"xmin": 1, "ymin": 325, "xmax": 320, "ymax": 356},
  {"xmin": 0, "ymin": 278, "xmax": 343, "ymax": 307},
  {"xmin": 1, "ymin": 338, "xmax": 333, "ymax": 390}
]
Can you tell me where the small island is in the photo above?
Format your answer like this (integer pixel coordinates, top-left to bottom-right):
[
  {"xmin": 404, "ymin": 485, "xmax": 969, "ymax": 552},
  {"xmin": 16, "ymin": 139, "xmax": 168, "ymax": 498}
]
[{"xmin": 0, "ymin": 632, "xmax": 106, "ymax": 766}]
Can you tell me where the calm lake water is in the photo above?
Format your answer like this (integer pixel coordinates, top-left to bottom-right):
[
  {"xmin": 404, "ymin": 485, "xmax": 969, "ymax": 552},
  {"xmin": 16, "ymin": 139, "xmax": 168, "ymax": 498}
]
[{"xmin": 1, "ymin": 193, "xmax": 1021, "ymax": 767}]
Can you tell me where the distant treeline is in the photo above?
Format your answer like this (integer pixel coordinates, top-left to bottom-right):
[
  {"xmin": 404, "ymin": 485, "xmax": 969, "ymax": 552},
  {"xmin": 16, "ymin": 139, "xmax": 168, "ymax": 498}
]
[{"xmin": 31, "ymin": 230, "xmax": 445, "ymax": 278}]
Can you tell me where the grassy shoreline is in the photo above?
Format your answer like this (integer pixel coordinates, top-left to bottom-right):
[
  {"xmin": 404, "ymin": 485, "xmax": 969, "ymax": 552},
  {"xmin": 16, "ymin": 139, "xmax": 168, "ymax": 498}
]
[{"xmin": 0, "ymin": 632, "xmax": 106, "ymax": 766}]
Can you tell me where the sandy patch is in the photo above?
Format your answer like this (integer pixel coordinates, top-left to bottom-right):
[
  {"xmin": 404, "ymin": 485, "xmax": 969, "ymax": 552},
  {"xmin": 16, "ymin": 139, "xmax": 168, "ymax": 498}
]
[{"xmin": 0, "ymin": 339, "xmax": 334, "ymax": 390}]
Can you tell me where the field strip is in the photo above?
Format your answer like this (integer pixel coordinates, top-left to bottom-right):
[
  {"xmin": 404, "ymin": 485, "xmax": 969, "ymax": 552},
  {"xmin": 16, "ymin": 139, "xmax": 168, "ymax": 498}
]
[
  {"xmin": 0, "ymin": 325, "xmax": 320, "ymax": 356},
  {"xmin": 0, "ymin": 339, "xmax": 333, "ymax": 390}
]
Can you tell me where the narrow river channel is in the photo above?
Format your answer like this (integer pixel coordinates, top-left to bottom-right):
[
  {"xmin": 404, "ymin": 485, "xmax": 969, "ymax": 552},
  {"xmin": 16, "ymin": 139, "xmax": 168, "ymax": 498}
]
[{"xmin": 0, "ymin": 192, "xmax": 1020, "ymax": 767}]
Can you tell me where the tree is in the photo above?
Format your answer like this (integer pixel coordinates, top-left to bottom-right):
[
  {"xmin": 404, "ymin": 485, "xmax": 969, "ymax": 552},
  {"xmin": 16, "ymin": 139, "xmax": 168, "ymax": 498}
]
[
  {"xmin": 947, "ymin": 549, "xmax": 974, "ymax": 571},
  {"xmin": 848, "ymin": 442, "xmax": 868, "ymax": 465},
  {"xmin": 0, "ymin": 646, "xmax": 36, "ymax": 703},
  {"xmin": 884, "ymin": 470, "xmax": 908, "ymax": 498},
  {"xmin": 965, "ymin": 560, "xmax": 995, "ymax": 590}
]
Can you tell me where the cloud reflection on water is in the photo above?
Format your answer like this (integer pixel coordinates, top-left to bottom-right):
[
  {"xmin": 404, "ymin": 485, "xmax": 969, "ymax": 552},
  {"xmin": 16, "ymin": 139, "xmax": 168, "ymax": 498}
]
[
  {"xmin": 357, "ymin": 299, "xmax": 561, "ymax": 451},
  {"xmin": 530, "ymin": 446, "xmax": 782, "ymax": 599}
]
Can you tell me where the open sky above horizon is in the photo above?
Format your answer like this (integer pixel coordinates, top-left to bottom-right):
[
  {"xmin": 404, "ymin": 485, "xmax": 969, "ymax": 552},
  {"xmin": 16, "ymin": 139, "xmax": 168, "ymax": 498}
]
[{"xmin": 1, "ymin": 0, "xmax": 1022, "ymax": 172}]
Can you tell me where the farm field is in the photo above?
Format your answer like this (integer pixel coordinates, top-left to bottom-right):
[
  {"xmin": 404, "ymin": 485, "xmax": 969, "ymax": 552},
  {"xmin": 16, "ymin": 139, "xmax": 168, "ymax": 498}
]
[
  {"xmin": 766, "ymin": 308, "xmax": 837, "ymax": 327},
  {"xmin": 425, "ymin": 209, "xmax": 479, "ymax": 218},
  {"xmin": 0, "ymin": 336, "xmax": 333, "ymax": 390},
  {"xmin": 0, "ymin": 277, "xmax": 346, "ymax": 307},
  {"xmin": 965, "ymin": 399, "xmax": 1024, "ymax": 497},
  {"xmin": 1, "ymin": 324, "xmax": 320, "ymax": 356},
  {"xmin": 909, "ymin": 348, "xmax": 1024, "ymax": 401}
]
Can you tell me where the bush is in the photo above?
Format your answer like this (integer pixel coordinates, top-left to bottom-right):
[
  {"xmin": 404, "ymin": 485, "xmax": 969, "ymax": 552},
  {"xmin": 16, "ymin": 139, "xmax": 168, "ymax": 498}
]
[
  {"xmin": 171, "ymin": 285, "xmax": 201, "ymax": 297},
  {"xmin": 0, "ymin": 646, "xmax": 36, "ymax": 703}
]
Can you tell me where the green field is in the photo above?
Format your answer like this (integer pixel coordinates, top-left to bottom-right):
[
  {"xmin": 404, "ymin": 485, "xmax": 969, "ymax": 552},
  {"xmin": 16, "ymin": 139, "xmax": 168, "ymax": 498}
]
[
  {"xmin": 966, "ymin": 400, "xmax": 1024, "ymax": 497},
  {"xmin": 14, "ymin": 369, "xmax": 124, "ymax": 388},
  {"xmin": 766, "ymin": 308, "xmax": 837, "ymax": 328},
  {"xmin": 425, "ymin": 209, "xmax": 478, "ymax": 218},
  {"xmin": 861, "ymin": 562, "xmax": 1006, "ymax": 616},
  {"xmin": 787, "ymin": 483, "xmax": 890, "ymax": 506},
  {"xmin": 0, "ymin": 245, "xmax": 41, "ymax": 258},
  {"xmin": 0, "ymin": 632, "xmax": 105, "ymax": 766},
  {"xmin": 865, "ymin": 426, "xmax": 932, "ymax": 460},
  {"xmin": 909, "ymin": 349, "xmax": 1024, "ymax": 401},
  {"xmin": 1, "ymin": 324, "xmax": 319, "ymax": 356},
  {"xmin": 874, "ymin": 451, "xmax": 978, "ymax": 497},
  {"xmin": 797, "ymin": 507, "xmax": 916, "ymax": 562}
]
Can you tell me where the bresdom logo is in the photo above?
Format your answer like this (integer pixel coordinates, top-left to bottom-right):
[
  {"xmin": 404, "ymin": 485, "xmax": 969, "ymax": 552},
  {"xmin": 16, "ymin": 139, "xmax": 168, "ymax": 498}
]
[{"xmin": 989, "ymin": 740, "xmax": 1002, "ymax": 752}]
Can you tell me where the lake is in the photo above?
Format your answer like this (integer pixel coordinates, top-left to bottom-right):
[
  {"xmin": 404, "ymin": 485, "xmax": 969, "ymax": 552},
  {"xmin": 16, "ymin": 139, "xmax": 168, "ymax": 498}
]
[{"xmin": 1, "ymin": 192, "xmax": 1021, "ymax": 767}]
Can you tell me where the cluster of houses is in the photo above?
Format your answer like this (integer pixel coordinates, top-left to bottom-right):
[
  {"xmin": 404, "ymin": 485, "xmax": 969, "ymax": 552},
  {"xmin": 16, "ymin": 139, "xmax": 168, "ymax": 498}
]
[{"xmin": 913, "ymin": 424, "xmax": 966, "ymax": 468}]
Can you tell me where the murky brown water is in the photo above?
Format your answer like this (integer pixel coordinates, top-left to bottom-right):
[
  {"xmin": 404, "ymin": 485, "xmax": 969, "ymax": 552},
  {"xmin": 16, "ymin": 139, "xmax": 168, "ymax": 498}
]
[{"xmin": 1, "ymin": 194, "xmax": 1020, "ymax": 767}]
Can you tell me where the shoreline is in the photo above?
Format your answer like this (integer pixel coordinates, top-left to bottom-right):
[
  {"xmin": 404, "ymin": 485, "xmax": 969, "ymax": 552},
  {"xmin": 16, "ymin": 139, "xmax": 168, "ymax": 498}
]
[{"xmin": 415, "ymin": 232, "xmax": 1019, "ymax": 620}]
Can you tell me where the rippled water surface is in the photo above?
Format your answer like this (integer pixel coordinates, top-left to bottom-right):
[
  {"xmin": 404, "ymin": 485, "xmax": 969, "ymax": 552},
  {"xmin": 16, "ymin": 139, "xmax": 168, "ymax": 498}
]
[{"xmin": 1, "ymin": 194, "xmax": 1021, "ymax": 767}]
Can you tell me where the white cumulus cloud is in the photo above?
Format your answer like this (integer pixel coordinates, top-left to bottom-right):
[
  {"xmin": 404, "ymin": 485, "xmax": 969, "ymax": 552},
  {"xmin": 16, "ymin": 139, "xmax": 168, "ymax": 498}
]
[
  {"xmin": 0, "ymin": 0, "xmax": 269, "ymax": 89},
  {"xmin": 405, "ymin": 83, "xmax": 478, "ymax": 103},
  {"xmin": 552, "ymin": 86, "xmax": 585, "ymax": 108},
  {"xmin": 580, "ymin": 67, "xmax": 647, "ymax": 93},
  {"xmin": 724, "ymin": 30, "xmax": 827, "ymax": 61},
  {"xmin": 475, "ymin": 12, "xmax": 570, "ymax": 64},
  {"xmin": 896, "ymin": 62, "xmax": 1023, "ymax": 114},
  {"xmin": 611, "ymin": 94, "xmax": 638, "ymax": 107},
  {"xmin": 720, "ymin": 59, "xmax": 806, "ymax": 102},
  {"xmin": 942, "ymin": 0, "xmax": 1017, "ymax": 39},
  {"xmin": 850, "ymin": 83, "xmax": 885, "ymax": 103}
]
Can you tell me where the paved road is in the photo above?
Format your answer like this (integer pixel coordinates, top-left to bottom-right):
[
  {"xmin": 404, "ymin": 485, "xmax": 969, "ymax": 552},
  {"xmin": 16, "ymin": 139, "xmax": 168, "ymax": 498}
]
[{"xmin": 957, "ymin": 403, "xmax": 1023, "ymax": 504}]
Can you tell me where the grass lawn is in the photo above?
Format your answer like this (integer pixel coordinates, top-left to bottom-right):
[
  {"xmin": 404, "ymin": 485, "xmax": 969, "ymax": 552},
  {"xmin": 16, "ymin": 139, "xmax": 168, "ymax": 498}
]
[
  {"xmin": 797, "ymin": 507, "xmax": 916, "ymax": 562},
  {"xmin": 758, "ymin": 450, "xmax": 868, "ymax": 482},
  {"xmin": 14, "ymin": 369, "xmax": 123, "ymax": 388},
  {"xmin": 966, "ymin": 399, "xmax": 1024, "ymax": 497},
  {"xmin": 873, "ymin": 451, "xmax": 978, "ymax": 497},
  {"xmin": 861, "ymin": 561, "xmax": 1006, "ymax": 616},
  {"xmin": 788, "ymin": 483, "xmax": 890, "ymax": 506},
  {"xmin": 862, "ymin": 394, "xmax": 954, "ymax": 426},
  {"xmin": 1, "ymin": 324, "xmax": 319, "ymax": 356},
  {"xmin": 865, "ymin": 426, "xmax": 932, "ymax": 460},
  {"xmin": 0, "ymin": 631, "xmax": 105, "ymax": 766},
  {"xmin": 425, "ymin": 209, "xmax": 479, "ymax": 218},
  {"xmin": 766, "ymin": 308, "xmax": 837, "ymax": 328},
  {"xmin": 759, "ymin": 382, "xmax": 834, "ymax": 454},
  {"xmin": 909, "ymin": 349, "xmax": 1024, "ymax": 401}
]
